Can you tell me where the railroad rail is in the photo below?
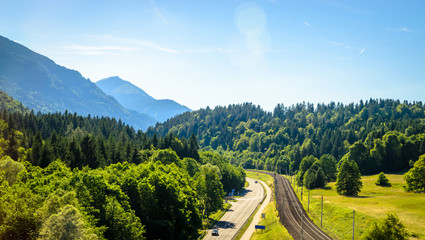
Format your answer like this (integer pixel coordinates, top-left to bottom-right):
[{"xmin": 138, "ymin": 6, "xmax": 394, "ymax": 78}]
[{"xmin": 250, "ymin": 170, "xmax": 332, "ymax": 240}]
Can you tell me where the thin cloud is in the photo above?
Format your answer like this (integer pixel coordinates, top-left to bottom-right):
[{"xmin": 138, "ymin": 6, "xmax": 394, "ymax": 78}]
[
  {"xmin": 149, "ymin": 0, "xmax": 168, "ymax": 24},
  {"xmin": 359, "ymin": 48, "xmax": 366, "ymax": 55},
  {"xmin": 125, "ymin": 39, "xmax": 181, "ymax": 54},
  {"xmin": 62, "ymin": 45, "xmax": 135, "ymax": 55},
  {"xmin": 387, "ymin": 27, "xmax": 414, "ymax": 33},
  {"xmin": 183, "ymin": 48, "xmax": 233, "ymax": 54},
  {"xmin": 329, "ymin": 41, "xmax": 351, "ymax": 49},
  {"xmin": 304, "ymin": 21, "xmax": 311, "ymax": 27},
  {"xmin": 106, "ymin": 36, "xmax": 181, "ymax": 54},
  {"xmin": 66, "ymin": 45, "xmax": 134, "ymax": 51}
]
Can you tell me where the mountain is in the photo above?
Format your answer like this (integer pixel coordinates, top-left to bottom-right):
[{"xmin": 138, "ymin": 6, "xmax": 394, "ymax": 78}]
[
  {"xmin": 96, "ymin": 76, "xmax": 191, "ymax": 123},
  {"xmin": 0, "ymin": 35, "xmax": 155, "ymax": 130}
]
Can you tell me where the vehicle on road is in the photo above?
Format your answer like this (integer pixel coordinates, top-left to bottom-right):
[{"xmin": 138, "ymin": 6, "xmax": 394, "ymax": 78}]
[
  {"xmin": 212, "ymin": 228, "xmax": 219, "ymax": 236},
  {"xmin": 255, "ymin": 180, "xmax": 258, "ymax": 183}
]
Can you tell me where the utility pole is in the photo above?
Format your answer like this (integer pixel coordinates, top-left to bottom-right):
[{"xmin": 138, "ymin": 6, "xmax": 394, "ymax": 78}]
[
  {"xmin": 321, "ymin": 196, "xmax": 323, "ymax": 228},
  {"xmin": 301, "ymin": 213, "xmax": 304, "ymax": 240},
  {"xmin": 308, "ymin": 190, "xmax": 310, "ymax": 213},
  {"xmin": 352, "ymin": 210, "xmax": 355, "ymax": 240},
  {"xmin": 301, "ymin": 186, "xmax": 303, "ymax": 201}
]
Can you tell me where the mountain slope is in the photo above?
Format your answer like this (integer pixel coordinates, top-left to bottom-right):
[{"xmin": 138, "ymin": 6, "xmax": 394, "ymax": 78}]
[
  {"xmin": 0, "ymin": 90, "xmax": 29, "ymax": 114},
  {"xmin": 96, "ymin": 76, "xmax": 191, "ymax": 122},
  {"xmin": 0, "ymin": 35, "xmax": 155, "ymax": 129}
]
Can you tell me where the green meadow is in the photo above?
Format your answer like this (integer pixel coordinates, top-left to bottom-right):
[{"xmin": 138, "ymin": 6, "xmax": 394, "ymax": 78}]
[{"xmin": 291, "ymin": 173, "xmax": 425, "ymax": 239}]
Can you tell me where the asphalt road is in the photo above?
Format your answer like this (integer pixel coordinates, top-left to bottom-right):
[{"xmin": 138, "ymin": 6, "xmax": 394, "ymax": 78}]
[
  {"xmin": 240, "ymin": 179, "xmax": 272, "ymax": 240},
  {"xmin": 204, "ymin": 177, "xmax": 264, "ymax": 240}
]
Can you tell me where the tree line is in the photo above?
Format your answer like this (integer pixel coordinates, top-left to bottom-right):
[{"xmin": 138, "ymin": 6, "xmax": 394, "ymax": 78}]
[
  {"xmin": 150, "ymin": 100, "xmax": 425, "ymax": 173},
  {"xmin": 150, "ymin": 100, "xmax": 425, "ymax": 193},
  {"xmin": 0, "ymin": 91, "xmax": 245, "ymax": 240}
]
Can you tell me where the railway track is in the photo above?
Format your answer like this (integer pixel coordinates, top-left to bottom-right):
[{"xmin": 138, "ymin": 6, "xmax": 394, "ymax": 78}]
[{"xmin": 250, "ymin": 170, "xmax": 332, "ymax": 240}]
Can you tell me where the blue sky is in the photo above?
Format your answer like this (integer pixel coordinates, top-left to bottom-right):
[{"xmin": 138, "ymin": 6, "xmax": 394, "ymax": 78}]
[{"xmin": 1, "ymin": 0, "xmax": 424, "ymax": 111}]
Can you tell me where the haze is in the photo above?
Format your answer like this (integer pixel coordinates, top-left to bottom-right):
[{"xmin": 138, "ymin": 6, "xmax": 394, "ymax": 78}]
[{"xmin": 1, "ymin": 0, "xmax": 424, "ymax": 111}]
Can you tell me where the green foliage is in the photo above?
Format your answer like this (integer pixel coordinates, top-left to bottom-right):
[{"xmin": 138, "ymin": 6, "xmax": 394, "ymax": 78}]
[
  {"xmin": 297, "ymin": 155, "xmax": 317, "ymax": 186},
  {"xmin": 0, "ymin": 156, "xmax": 24, "ymax": 185},
  {"xmin": 104, "ymin": 197, "xmax": 145, "ymax": 240},
  {"xmin": 38, "ymin": 205, "xmax": 97, "ymax": 240},
  {"xmin": 181, "ymin": 157, "xmax": 199, "ymax": 177},
  {"xmin": 319, "ymin": 154, "xmax": 337, "ymax": 182},
  {"xmin": 303, "ymin": 161, "xmax": 326, "ymax": 189},
  {"xmin": 347, "ymin": 141, "xmax": 372, "ymax": 174},
  {"xmin": 0, "ymin": 90, "xmax": 29, "ymax": 114},
  {"xmin": 0, "ymin": 96, "xmax": 247, "ymax": 240},
  {"xmin": 404, "ymin": 154, "xmax": 425, "ymax": 192},
  {"xmin": 336, "ymin": 159, "xmax": 363, "ymax": 196},
  {"xmin": 363, "ymin": 213, "xmax": 409, "ymax": 240},
  {"xmin": 195, "ymin": 164, "xmax": 224, "ymax": 217},
  {"xmin": 149, "ymin": 148, "xmax": 181, "ymax": 166},
  {"xmin": 200, "ymin": 151, "xmax": 246, "ymax": 192},
  {"xmin": 151, "ymin": 100, "xmax": 425, "ymax": 178},
  {"xmin": 375, "ymin": 172, "xmax": 391, "ymax": 187}
]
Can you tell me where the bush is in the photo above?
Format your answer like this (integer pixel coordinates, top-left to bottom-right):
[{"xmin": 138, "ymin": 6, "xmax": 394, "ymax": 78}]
[
  {"xmin": 363, "ymin": 213, "xmax": 409, "ymax": 240},
  {"xmin": 375, "ymin": 172, "xmax": 391, "ymax": 187}
]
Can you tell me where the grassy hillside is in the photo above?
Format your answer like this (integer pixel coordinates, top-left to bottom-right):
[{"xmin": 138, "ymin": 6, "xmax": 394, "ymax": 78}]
[
  {"xmin": 0, "ymin": 90, "xmax": 28, "ymax": 114},
  {"xmin": 291, "ymin": 173, "xmax": 425, "ymax": 239}
]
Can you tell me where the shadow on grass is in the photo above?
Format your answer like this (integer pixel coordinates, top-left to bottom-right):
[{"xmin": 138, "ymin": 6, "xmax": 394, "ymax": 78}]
[
  {"xmin": 346, "ymin": 195, "xmax": 371, "ymax": 199},
  {"xmin": 375, "ymin": 184, "xmax": 392, "ymax": 187}
]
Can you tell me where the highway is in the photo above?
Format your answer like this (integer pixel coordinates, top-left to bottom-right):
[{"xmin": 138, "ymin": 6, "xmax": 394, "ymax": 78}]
[
  {"xmin": 204, "ymin": 177, "xmax": 264, "ymax": 240},
  {"xmin": 240, "ymin": 179, "xmax": 272, "ymax": 240}
]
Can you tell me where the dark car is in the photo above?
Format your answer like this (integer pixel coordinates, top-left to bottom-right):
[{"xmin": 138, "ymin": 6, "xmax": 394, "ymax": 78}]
[{"xmin": 212, "ymin": 228, "xmax": 219, "ymax": 236}]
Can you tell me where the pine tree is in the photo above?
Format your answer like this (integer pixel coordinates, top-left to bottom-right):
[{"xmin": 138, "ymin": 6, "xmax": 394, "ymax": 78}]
[
  {"xmin": 375, "ymin": 172, "xmax": 391, "ymax": 186},
  {"xmin": 336, "ymin": 158, "xmax": 363, "ymax": 196}
]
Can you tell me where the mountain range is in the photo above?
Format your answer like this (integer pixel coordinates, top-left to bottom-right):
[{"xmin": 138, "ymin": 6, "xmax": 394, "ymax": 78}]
[
  {"xmin": 96, "ymin": 76, "xmax": 190, "ymax": 123},
  {"xmin": 0, "ymin": 35, "xmax": 189, "ymax": 129}
]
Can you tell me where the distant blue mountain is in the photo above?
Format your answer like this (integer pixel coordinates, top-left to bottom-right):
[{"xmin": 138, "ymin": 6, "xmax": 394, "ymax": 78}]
[
  {"xmin": 96, "ymin": 76, "xmax": 191, "ymax": 122},
  {"xmin": 0, "ymin": 35, "xmax": 156, "ymax": 130}
]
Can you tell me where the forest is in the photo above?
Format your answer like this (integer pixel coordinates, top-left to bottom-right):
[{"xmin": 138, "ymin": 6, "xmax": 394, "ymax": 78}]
[
  {"xmin": 149, "ymin": 99, "xmax": 425, "ymax": 178},
  {"xmin": 0, "ymin": 91, "xmax": 245, "ymax": 240},
  {"xmin": 2, "ymin": 90, "xmax": 425, "ymax": 239}
]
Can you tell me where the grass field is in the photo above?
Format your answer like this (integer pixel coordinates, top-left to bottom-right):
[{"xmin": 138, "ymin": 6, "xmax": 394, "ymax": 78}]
[
  {"xmin": 246, "ymin": 171, "xmax": 274, "ymax": 186},
  {"xmin": 246, "ymin": 171, "xmax": 293, "ymax": 240},
  {"xmin": 289, "ymin": 173, "xmax": 425, "ymax": 239},
  {"xmin": 250, "ymin": 200, "xmax": 293, "ymax": 240}
]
